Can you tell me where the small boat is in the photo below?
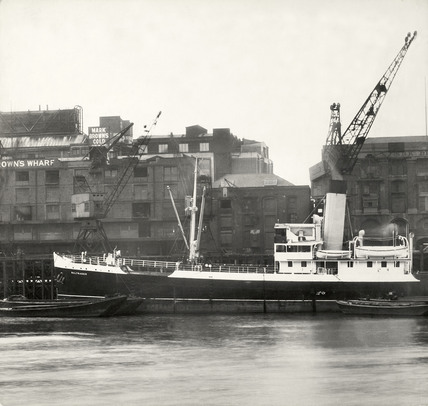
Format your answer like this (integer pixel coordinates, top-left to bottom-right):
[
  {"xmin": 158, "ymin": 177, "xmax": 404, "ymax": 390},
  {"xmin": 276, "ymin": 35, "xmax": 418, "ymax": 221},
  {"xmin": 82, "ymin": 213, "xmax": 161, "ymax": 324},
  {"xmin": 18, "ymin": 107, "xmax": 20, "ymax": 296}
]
[
  {"xmin": 0, "ymin": 295, "xmax": 127, "ymax": 318},
  {"xmin": 336, "ymin": 299, "xmax": 428, "ymax": 316},
  {"xmin": 55, "ymin": 294, "xmax": 144, "ymax": 316},
  {"xmin": 316, "ymin": 249, "xmax": 350, "ymax": 259}
]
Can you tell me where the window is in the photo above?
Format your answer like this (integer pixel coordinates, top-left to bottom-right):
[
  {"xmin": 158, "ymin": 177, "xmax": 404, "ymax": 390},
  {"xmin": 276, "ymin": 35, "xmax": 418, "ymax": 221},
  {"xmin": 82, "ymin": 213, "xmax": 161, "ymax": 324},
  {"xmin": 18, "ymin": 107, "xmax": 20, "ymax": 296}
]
[
  {"xmin": 263, "ymin": 198, "xmax": 276, "ymax": 213},
  {"xmin": 16, "ymin": 171, "xmax": 29, "ymax": 182},
  {"xmin": 46, "ymin": 187, "xmax": 60, "ymax": 202},
  {"xmin": 105, "ymin": 168, "xmax": 118, "ymax": 178},
  {"xmin": 416, "ymin": 159, "xmax": 428, "ymax": 176},
  {"xmin": 301, "ymin": 261, "xmax": 307, "ymax": 267},
  {"xmin": 164, "ymin": 166, "xmax": 178, "ymax": 181},
  {"xmin": 381, "ymin": 261, "xmax": 387, "ymax": 267},
  {"xmin": 134, "ymin": 184, "xmax": 148, "ymax": 200},
  {"xmin": 391, "ymin": 196, "xmax": 406, "ymax": 213},
  {"xmin": 220, "ymin": 200, "xmax": 232, "ymax": 209},
  {"xmin": 288, "ymin": 261, "xmax": 293, "ymax": 267},
  {"xmin": 362, "ymin": 183, "xmax": 379, "ymax": 195},
  {"xmin": 46, "ymin": 204, "xmax": 60, "ymax": 220},
  {"xmin": 367, "ymin": 261, "xmax": 373, "ymax": 268},
  {"xmin": 134, "ymin": 166, "xmax": 148, "ymax": 178},
  {"xmin": 360, "ymin": 157, "xmax": 380, "ymax": 178},
  {"xmin": 390, "ymin": 160, "xmax": 406, "ymax": 176},
  {"xmin": 418, "ymin": 182, "xmax": 428, "ymax": 212},
  {"xmin": 46, "ymin": 170, "xmax": 59, "ymax": 185},
  {"xmin": 220, "ymin": 230, "xmax": 232, "ymax": 245},
  {"xmin": 200, "ymin": 143, "xmax": 209, "ymax": 152},
  {"xmin": 391, "ymin": 181, "xmax": 406, "ymax": 193},
  {"xmin": 179, "ymin": 144, "xmax": 189, "ymax": 153},
  {"xmin": 132, "ymin": 203, "xmax": 150, "ymax": 218},
  {"xmin": 391, "ymin": 181, "xmax": 406, "ymax": 213},
  {"xmin": 16, "ymin": 188, "xmax": 30, "ymax": 203},
  {"xmin": 159, "ymin": 144, "xmax": 168, "ymax": 153},
  {"xmin": 73, "ymin": 170, "xmax": 90, "ymax": 194},
  {"xmin": 158, "ymin": 222, "xmax": 177, "ymax": 238},
  {"xmin": 71, "ymin": 147, "xmax": 80, "ymax": 156},
  {"xmin": 14, "ymin": 206, "xmax": 32, "ymax": 221}
]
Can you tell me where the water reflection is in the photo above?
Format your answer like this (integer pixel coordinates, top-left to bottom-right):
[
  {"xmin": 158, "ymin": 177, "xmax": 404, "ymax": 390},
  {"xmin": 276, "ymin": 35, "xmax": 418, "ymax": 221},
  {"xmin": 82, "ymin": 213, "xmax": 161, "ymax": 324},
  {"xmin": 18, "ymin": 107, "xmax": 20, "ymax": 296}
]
[{"xmin": 1, "ymin": 314, "xmax": 428, "ymax": 406}]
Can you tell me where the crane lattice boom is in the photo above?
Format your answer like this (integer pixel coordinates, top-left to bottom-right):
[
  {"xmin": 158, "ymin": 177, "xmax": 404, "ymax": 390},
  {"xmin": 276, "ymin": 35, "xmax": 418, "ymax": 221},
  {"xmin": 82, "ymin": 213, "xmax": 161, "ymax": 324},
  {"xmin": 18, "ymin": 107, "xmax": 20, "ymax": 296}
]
[{"xmin": 324, "ymin": 31, "xmax": 417, "ymax": 177}]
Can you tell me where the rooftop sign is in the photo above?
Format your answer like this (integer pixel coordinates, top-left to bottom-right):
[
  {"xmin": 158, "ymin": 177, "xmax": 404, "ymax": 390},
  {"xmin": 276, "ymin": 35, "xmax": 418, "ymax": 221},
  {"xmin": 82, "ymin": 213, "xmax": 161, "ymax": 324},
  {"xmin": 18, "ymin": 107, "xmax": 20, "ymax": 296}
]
[{"xmin": 88, "ymin": 126, "xmax": 109, "ymax": 146}]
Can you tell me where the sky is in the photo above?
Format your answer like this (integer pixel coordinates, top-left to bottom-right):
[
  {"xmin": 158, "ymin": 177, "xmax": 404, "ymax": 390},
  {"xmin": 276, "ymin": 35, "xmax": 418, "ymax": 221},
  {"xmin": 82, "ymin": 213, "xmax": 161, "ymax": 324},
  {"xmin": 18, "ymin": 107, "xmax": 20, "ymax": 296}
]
[{"xmin": 0, "ymin": 0, "xmax": 427, "ymax": 185}]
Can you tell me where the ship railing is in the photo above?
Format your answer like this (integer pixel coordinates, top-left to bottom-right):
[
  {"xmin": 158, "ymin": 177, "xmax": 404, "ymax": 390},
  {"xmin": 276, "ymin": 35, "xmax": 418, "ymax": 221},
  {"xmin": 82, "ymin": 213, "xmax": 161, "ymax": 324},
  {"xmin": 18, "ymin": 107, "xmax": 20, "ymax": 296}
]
[
  {"xmin": 62, "ymin": 253, "xmax": 268, "ymax": 274},
  {"xmin": 120, "ymin": 257, "xmax": 180, "ymax": 271},
  {"xmin": 62, "ymin": 253, "xmax": 181, "ymax": 271}
]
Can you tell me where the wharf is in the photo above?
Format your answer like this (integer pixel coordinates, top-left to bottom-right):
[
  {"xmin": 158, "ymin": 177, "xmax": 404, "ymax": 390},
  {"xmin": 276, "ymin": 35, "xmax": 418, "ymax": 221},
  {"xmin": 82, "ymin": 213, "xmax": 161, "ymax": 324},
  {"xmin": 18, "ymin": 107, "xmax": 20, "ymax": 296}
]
[{"xmin": 1, "ymin": 255, "xmax": 55, "ymax": 300}]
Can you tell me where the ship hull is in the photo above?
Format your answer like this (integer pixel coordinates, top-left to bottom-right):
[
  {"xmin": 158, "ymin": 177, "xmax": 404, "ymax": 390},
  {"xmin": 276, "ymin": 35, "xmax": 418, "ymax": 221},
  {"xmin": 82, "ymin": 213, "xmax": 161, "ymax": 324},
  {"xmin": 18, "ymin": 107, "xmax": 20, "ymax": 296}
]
[{"xmin": 54, "ymin": 264, "xmax": 427, "ymax": 302}]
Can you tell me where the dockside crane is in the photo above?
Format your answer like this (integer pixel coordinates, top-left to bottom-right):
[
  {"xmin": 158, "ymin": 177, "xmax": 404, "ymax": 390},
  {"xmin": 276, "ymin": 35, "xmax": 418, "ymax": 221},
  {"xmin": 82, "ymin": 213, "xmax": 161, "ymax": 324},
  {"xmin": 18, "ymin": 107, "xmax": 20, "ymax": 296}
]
[
  {"xmin": 309, "ymin": 32, "xmax": 417, "ymax": 247},
  {"xmin": 319, "ymin": 31, "xmax": 417, "ymax": 186},
  {"xmin": 72, "ymin": 111, "xmax": 161, "ymax": 252}
]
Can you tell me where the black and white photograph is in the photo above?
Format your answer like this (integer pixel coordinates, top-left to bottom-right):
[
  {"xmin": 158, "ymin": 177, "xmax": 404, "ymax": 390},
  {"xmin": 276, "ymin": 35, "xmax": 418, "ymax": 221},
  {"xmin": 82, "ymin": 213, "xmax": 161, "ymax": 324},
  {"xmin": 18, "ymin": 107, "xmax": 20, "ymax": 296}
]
[{"xmin": 1, "ymin": 0, "xmax": 428, "ymax": 405}]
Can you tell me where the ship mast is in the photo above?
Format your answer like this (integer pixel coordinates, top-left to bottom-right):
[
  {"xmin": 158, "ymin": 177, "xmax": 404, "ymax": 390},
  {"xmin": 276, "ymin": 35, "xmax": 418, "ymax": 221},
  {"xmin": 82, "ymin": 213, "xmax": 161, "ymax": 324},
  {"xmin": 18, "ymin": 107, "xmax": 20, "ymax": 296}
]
[
  {"xmin": 167, "ymin": 186, "xmax": 189, "ymax": 250},
  {"xmin": 188, "ymin": 157, "xmax": 199, "ymax": 263},
  {"xmin": 195, "ymin": 186, "xmax": 206, "ymax": 257}
]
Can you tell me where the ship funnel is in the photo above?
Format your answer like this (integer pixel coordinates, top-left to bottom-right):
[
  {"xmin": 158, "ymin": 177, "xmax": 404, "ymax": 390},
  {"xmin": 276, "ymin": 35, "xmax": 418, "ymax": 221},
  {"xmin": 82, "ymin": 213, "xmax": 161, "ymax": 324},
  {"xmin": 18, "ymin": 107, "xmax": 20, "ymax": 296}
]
[{"xmin": 323, "ymin": 193, "xmax": 346, "ymax": 250}]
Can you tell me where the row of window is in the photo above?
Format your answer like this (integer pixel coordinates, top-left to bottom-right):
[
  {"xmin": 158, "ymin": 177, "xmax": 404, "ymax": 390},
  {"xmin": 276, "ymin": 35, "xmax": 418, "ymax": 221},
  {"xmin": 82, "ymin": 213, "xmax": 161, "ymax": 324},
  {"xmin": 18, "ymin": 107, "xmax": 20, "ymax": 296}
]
[
  {"xmin": 360, "ymin": 159, "xmax": 428, "ymax": 178},
  {"xmin": 362, "ymin": 195, "xmax": 428, "ymax": 212},
  {"xmin": 14, "ymin": 202, "xmax": 153, "ymax": 222},
  {"xmin": 15, "ymin": 166, "xmax": 177, "ymax": 184},
  {"xmin": 361, "ymin": 180, "xmax": 428, "ymax": 195},
  {"xmin": 15, "ymin": 170, "xmax": 60, "ymax": 184},
  {"xmin": 70, "ymin": 142, "xmax": 211, "ymax": 156},
  {"xmin": 158, "ymin": 142, "xmax": 210, "ymax": 154},
  {"xmin": 281, "ymin": 260, "xmax": 401, "ymax": 268},
  {"xmin": 13, "ymin": 205, "xmax": 60, "ymax": 221}
]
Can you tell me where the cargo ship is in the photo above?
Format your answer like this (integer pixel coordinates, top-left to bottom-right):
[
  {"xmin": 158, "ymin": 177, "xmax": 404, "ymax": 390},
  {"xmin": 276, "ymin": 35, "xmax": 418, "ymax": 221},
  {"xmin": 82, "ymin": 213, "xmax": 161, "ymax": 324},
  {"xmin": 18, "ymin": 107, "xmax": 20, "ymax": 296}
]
[{"xmin": 53, "ymin": 192, "xmax": 420, "ymax": 303}]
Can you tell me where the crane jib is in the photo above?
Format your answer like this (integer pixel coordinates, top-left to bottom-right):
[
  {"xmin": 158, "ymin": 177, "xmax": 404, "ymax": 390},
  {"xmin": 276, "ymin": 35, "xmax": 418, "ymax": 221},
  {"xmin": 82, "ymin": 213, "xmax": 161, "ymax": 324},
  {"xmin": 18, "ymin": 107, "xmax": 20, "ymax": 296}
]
[{"xmin": 324, "ymin": 31, "xmax": 417, "ymax": 176}]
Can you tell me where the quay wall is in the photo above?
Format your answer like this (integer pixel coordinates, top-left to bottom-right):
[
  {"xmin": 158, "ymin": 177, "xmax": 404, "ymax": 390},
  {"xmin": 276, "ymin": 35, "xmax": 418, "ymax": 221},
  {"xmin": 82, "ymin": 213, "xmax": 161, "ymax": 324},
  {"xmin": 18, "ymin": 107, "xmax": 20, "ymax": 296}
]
[{"xmin": 138, "ymin": 298, "xmax": 341, "ymax": 314}]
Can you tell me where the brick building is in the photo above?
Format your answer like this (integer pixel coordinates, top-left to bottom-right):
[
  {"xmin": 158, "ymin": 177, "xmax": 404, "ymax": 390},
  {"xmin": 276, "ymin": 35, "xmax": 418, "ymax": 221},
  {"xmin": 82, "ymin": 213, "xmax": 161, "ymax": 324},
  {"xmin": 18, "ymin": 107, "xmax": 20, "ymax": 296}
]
[
  {"xmin": 0, "ymin": 108, "xmax": 310, "ymax": 263},
  {"xmin": 311, "ymin": 135, "xmax": 428, "ymax": 271}
]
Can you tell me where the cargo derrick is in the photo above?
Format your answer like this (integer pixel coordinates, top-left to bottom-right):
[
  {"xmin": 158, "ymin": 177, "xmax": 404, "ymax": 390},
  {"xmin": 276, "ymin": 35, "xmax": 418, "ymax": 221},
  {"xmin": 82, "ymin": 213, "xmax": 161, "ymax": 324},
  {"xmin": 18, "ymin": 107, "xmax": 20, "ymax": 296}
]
[
  {"xmin": 311, "ymin": 31, "xmax": 417, "ymax": 198},
  {"xmin": 72, "ymin": 112, "xmax": 161, "ymax": 252}
]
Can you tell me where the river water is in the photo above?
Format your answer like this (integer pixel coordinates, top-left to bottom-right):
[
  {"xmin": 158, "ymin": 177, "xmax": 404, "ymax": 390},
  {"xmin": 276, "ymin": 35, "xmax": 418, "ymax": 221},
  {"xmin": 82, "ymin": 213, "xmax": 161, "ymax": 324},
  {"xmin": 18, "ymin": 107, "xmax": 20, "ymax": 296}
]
[{"xmin": 1, "ymin": 313, "xmax": 428, "ymax": 406}]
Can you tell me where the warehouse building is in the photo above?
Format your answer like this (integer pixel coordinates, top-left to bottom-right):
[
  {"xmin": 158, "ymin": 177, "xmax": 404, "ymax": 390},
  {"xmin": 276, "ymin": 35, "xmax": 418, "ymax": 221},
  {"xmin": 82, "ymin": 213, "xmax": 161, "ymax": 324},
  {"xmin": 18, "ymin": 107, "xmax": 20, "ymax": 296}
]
[{"xmin": 0, "ymin": 107, "xmax": 310, "ymax": 264}]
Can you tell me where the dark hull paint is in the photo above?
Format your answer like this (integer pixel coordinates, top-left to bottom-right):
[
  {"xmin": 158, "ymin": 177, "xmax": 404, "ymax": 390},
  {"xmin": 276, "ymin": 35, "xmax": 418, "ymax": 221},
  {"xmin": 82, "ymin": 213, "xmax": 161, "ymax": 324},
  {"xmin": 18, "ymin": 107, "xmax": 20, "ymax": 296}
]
[{"xmin": 55, "ymin": 266, "xmax": 428, "ymax": 301}]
